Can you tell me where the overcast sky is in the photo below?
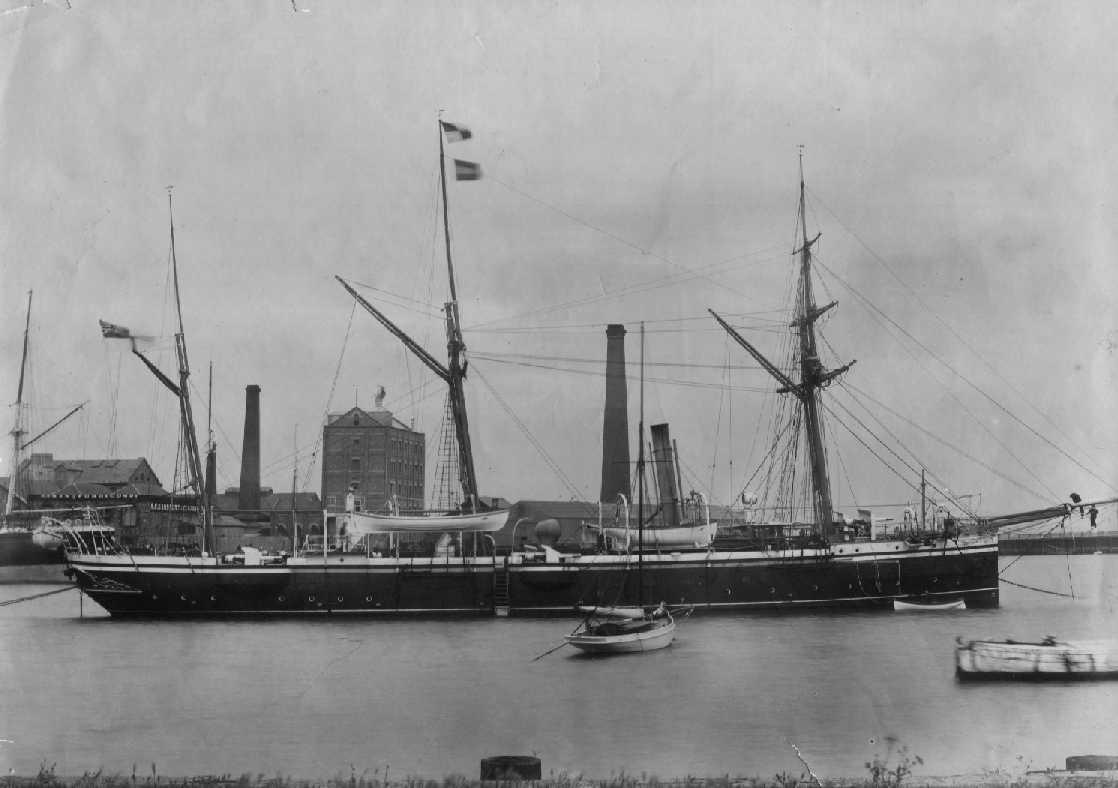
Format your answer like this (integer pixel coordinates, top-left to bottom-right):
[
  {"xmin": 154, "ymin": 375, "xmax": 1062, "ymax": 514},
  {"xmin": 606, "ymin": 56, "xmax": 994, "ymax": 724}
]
[{"xmin": 2, "ymin": 0, "xmax": 1116, "ymax": 520}]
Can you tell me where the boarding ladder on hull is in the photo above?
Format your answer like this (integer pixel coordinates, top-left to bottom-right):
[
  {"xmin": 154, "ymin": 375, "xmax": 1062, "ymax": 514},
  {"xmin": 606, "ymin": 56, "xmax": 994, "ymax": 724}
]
[{"xmin": 493, "ymin": 556, "xmax": 510, "ymax": 616}]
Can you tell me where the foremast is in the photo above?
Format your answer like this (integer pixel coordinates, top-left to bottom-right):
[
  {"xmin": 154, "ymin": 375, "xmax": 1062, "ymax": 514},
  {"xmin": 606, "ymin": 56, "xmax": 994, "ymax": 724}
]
[
  {"xmin": 167, "ymin": 195, "xmax": 206, "ymax": 523},
  {"xmin": 711, "ymin": 158, "xmax": 854, "ymax": 536},
  {"xmin": 337, "ymin": 118, "xmax": 483, "ymax": 513},
  {"xmin": 100, "ymin": 193, "xmax": 214, "ymax": 553}
]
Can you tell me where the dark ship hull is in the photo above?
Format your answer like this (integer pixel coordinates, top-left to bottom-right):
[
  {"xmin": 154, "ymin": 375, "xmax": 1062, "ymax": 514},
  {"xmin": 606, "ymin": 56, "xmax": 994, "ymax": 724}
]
[
  {"xmin": 0, "ymin": 530, "xmax": 68, "ymax": 583},
  {"xmin": 67, "ymin": 535, "xmax": 997, "ymax": 617}
]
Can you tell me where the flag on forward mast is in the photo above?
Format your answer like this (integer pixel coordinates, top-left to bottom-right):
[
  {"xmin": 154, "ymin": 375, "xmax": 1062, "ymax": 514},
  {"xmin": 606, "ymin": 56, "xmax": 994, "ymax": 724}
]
[
  {"xmin": 440, "ymin": 121, "xmax": 472, "ymax": 142},
  {"xmin": 99, "ymin": 319, "xmax": 131, "ymax": 339}
]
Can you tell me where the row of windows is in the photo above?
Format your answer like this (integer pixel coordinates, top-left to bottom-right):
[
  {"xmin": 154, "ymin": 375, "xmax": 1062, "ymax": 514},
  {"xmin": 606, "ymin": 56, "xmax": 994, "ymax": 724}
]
[
  {"xmin": 338, "ymin": 458, "xmax": 422, "ymax": 476},
  {"xmin": 324, "ymin": 494, "xmax": 422, "ymax": 509}
]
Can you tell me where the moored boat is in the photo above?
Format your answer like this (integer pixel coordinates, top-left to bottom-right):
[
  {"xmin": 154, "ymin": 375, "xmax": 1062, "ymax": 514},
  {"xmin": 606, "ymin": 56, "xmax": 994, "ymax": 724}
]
[
  {"xmin": 955, "ymin": 636, "xmax": 1118, "ymax": 680},
  {"xmin": 565, "ymin": 603, "xmax": 675, "ymax": 654},
  {"xmin": 893, "ymin": 598, "xmax": 966, "ymax": 611}
]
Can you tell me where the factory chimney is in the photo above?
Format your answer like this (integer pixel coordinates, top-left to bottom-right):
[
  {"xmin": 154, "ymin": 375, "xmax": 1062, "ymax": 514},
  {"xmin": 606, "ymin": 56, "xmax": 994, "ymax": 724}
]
[
  {"xmin": 599, "ymin": 324, "xmax": 631, "ymax": 502},
  {"xmin": 238, "ymin": 384, "xmax": 261, "ymax": 512}
]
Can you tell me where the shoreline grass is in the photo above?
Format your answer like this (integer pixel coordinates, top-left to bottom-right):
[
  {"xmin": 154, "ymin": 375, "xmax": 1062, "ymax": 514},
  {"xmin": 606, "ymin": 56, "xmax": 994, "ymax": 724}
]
[{"xmin": 4, "ymin": 763, "xmax": 1118, "ymax": 788}]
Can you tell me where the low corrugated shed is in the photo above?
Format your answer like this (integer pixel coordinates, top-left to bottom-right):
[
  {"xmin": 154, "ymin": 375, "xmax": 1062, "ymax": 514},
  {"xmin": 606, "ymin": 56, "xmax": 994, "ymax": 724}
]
[
  {"xmin": 212, "ymin": 491, "xmax": 321, "ymax": 512},
  {"xmin": 42, "ymin": 481, "xmax": 173, "ymax": 499}
]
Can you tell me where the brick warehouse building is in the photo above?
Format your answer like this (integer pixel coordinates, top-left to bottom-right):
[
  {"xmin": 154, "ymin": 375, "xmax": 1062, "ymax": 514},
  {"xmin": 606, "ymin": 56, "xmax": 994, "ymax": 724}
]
[{"xmin": 321, "ymin": 406, "xmax": 425, "ymax": 513}]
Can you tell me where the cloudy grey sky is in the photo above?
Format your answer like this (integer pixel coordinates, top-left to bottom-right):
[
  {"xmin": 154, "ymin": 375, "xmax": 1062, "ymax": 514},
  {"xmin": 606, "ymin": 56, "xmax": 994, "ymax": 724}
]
[{"xmin": 2, "ymin": 0, "xmax": 1116, "ymax": 518}]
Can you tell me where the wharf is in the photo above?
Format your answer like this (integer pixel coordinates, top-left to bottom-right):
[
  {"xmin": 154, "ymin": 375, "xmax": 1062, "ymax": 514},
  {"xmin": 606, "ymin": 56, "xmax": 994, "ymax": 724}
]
[{"xmin": 999, "ymin": 530, "xmax": 1118, "ymax": 555}]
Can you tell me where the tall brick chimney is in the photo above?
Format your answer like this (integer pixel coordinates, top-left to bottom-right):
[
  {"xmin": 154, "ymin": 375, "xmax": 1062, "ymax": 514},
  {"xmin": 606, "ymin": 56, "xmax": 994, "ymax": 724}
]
[
  {"xmin": 238, "ymin": 384, "xmax": 261, "ymax": 512},
  {"xmin": 600, "ymin": 324, "xmax": 631, "ymax": 502}
]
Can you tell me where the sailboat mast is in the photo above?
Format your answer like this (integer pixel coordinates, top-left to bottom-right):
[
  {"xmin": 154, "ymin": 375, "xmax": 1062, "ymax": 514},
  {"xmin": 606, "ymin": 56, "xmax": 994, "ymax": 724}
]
[
  {"xmin": 437, "ymin": 120, "xmax": 480, "ymax": 511},
  {"xmin": 291, "ymin": 424, "xmax": 298, "ymax": 555},
  {"xmin": 637, "ymin": 322, "xmax": 645, "ymax": 601},
  {"xmin": 794, "ymin": 156, "xmax": 835, "ymax": 535},
  {"xmin": 6, "ymin": 290, "xmax": 32, "ymax": 515},
  {"xmin": 167, "ymin": 191, "xmax": 210, "ymax": 551}
]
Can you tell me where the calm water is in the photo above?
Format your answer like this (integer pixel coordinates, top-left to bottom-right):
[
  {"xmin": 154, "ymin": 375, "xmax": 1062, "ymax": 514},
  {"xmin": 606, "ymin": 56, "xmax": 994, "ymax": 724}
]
[{"xmin": 1, "ymin": 556, "xmax": 1116, "ymax": 781}]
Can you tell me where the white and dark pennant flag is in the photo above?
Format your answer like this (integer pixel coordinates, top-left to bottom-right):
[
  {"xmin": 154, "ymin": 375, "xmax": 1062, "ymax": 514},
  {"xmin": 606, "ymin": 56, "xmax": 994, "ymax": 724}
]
[
  {"xmin": 98, "ymin": 319, "xmax": 131, "ymax": 339},
  {"xmin": 440, "ymin": 121, "xmax": 472, "ymax": 142}
]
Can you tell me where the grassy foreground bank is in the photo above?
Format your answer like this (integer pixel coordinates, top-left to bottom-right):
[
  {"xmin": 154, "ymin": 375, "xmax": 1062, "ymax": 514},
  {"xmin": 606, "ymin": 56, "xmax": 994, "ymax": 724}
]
[{"xmin": 4, "ymin": 764, "xmax": 1118, "ymax": 788}]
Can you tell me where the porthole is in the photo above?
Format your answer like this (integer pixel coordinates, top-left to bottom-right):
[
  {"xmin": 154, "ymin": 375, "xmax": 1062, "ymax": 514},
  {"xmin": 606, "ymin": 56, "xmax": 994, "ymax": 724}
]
[{"xmin": 277, "ymin": 594, "xmax": 287, "ymax": 602}]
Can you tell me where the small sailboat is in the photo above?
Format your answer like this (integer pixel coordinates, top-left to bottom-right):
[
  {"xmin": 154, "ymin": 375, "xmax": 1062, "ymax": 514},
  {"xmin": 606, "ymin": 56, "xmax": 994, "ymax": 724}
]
[
  {"xmin": 565, "ymin": 603, "xmax": 675, "ymax": 654},
  {"xmin": 893, "ymin": 598, "xmax": 966, "ymax": 611},
  {"xmin": 565, "ymin": 323, "xmax": 675, "ymax": 655}
]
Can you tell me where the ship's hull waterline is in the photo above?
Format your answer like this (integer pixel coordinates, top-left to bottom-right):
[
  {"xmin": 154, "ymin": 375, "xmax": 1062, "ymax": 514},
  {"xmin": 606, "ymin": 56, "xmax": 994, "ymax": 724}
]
[{"xmin": 67, "ymin": 536, "xmax": 998, "ymax": 617}]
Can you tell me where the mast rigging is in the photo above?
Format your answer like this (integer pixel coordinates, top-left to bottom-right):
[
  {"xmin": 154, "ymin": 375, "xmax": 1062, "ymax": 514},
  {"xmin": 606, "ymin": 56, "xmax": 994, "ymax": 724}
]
[
  {"xmin": 712, "ymin": 157, "xmax": 854, "ymax": 535},
  {"xmin": 337, "ymin": 118, "xmax": 483, "ymax": 512}
]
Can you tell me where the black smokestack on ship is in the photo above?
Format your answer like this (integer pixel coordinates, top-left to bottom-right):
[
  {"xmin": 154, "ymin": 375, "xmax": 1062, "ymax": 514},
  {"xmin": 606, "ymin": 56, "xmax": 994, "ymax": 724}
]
[
  {"xmin": 650, "ymin": 423, "xmax": 682, "ymax": 527},
  {"xmin": 238, "ymin": 384, "xmax": 261, "ymax": 512},
  {"xmin": 600, "ymin": 324, "xmax": 631, "ymax": 502}
]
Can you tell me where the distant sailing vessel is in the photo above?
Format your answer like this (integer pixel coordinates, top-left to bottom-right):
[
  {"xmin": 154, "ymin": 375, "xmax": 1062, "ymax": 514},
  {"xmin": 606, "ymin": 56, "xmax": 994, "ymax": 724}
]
[{"xmin": 1, "ymin": 290, "xmax": 93, "ymax": 582}]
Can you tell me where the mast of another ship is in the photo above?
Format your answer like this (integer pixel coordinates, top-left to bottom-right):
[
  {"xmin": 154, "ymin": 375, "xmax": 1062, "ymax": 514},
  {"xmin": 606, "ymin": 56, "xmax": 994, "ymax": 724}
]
[
  {"xmin": 5, "ymin": 290, "xmax": 32, "ymax": 516},
  {"xmin": 437, "ymin": 119, "xmax": 481, "ymax": 512}
]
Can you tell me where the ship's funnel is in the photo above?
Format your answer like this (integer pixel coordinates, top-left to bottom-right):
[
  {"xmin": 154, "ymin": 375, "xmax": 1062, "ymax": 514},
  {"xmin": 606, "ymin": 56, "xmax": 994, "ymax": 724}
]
[
  {"xmin": 650, "ymin": 423, "xmax": 682, "ymax": 527},
  {"xmin": 600, "ymin": 324, "xmax": 630, "ymax": 502},
  {"xmin": 238, "ymin": 384, "xmax": 261, "ymax": 512},
  {"xmin": 204, "ymin": 446, "xmax": 217, "ymax": 501}
]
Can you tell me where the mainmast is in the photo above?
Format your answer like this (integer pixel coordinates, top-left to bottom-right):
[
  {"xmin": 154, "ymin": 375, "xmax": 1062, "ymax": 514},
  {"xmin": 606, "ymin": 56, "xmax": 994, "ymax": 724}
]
[
  {"xmin": 711, "ymin": 156, "xmax": 854, "ymax": 536},
  {"xmin": 337, "ymin": 118, "xmax": 483, "ymax": 513},
  {"xmin": 437, "ymin": 120, "xmax": 480, "ymax": 511},
  {"xmin": 5, "ymin": 290, "xmax": 32, "ymax": 516}
]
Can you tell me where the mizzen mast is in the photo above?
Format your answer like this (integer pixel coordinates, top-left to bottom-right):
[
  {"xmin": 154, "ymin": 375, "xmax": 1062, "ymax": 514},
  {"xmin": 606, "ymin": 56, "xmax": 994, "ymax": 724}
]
[{"xmin": 712, "ymin": 155, "xmax": 854, "ymax": 535}]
